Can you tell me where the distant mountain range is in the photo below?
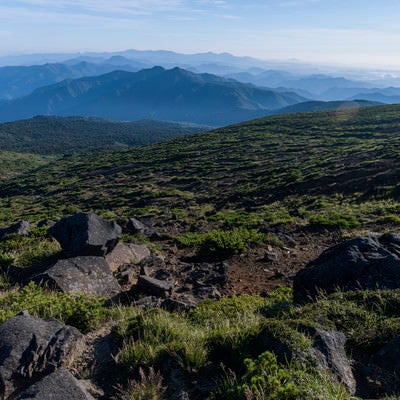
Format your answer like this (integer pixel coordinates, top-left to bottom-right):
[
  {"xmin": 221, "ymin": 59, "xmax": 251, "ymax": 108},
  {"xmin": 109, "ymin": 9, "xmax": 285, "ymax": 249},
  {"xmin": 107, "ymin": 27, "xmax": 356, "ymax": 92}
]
[
  {"xmin": 0, "ymin": 115, "xmax": 208, "ymax": 154},
  {"xmin": 0, "ymin": 61, "xmax": 142, "ymax": 100},
  {"xmin": 0, "ymin": 66, "xmax": 305, "ymax": 126}
]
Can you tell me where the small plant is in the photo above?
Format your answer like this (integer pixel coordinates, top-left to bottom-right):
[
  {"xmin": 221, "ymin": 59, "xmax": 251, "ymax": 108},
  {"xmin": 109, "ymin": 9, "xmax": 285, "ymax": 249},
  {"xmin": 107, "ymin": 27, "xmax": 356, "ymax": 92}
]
[
  {"xmin": 117, "ymin": 367, "xmax": 166, "ymax": 400},
  {"xmin": 178, "ymin": 228, "xmax": 264, "ymax": 257}
]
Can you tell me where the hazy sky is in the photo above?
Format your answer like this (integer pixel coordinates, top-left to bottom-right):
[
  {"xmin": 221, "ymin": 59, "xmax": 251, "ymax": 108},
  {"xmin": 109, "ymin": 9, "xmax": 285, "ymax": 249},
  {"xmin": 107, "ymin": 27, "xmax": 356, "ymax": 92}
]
[{"xmin": 1, "ymin": 0, "xmax": 400, "ymax": 67}]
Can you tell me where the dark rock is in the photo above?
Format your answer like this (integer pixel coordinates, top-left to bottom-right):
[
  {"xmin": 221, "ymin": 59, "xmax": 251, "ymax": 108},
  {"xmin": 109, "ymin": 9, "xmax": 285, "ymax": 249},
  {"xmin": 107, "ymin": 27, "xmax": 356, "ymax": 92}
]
[
  {"xmin": 117, "ymin": 265, "xmax": 139, "ymax": 285},
  {"xmin": 373, "ymin": 335, "xmax": 400, "ymax": 372},
  {"xmin": 48, "ymin": 212, "xmax": 121, "ymax": 257},
  {"xmin": 308, "ymin": 329, "xmax": 356, "ymax": 395},
  {"xmin": 193, "ymin": 285, "xmax": 221, "ymax": 299},
  {"xmin": 294, "ymin": 234, "xmax": 400, "ymax": 302},
  {"xmin": 137, "ymin": 275, "xmax": 173, "ymax": 298},
  {"xmin": 0, "ymin": 221, "xmax": 30, "ymax": 240},
  {"xmin": 184, "ymin": 262, "xmax": 229, "ymax": 287},
  {"xmin": 0, "ymin": 311, "xmax": 82, "ymax": 399},
  {"xmin": 16, "ymin": 369, "xmax": 95, "ymax": 399},
  {"xmin": 140, "ymin": 254, "xmax": 166, "ymax": 276},
  {"xmin": 105, "ymin": 242, "xmax": 150, "ymax": 272},
  {"xmin": 264, "ymin": 251, "xmax": 278, "ymax": 262},
  {"xmin": 127, "ymin": 217, "xmax": 156, "ymax": 237},
  {"xmin": 154, "ymin": 269, "xmax": 171, "ymax": 281},
  {"xmin": 161, "ymin": 298, "xmax": 194, "ymax": 312},
  {"xmin": 35, "ymin": 256, "xmax": 121, "ymax": 298},
  {"xmin": 133, "ymin": 296, "xmax": 161, "ymax": 308}
]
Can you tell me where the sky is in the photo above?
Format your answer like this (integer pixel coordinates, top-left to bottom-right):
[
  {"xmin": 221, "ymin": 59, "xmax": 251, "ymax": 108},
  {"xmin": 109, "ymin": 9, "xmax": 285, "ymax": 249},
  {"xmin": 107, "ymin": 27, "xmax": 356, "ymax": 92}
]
[{"xmin": 1, "ymin": 0, "xmax": 400, "ymax": 68}]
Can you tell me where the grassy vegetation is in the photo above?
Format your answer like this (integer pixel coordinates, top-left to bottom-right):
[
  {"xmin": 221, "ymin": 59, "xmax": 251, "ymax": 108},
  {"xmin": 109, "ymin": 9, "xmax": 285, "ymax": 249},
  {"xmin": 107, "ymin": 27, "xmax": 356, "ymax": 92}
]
[
  {"xmin": 0, "ymin": 150, "xmax": 52, "ymax": 178},
  {"xmin": 108, "ymin": 287, "xmax": 400, "ymax": 399},
  {"xmin": 1, "ymin": 104, "xmax": 400, "ymax": 235}
]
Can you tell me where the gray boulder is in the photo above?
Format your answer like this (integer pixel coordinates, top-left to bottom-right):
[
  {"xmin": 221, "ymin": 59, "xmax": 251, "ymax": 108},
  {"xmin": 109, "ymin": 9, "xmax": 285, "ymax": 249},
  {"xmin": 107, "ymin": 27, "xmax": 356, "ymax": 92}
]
[
  {"xmin": 16, "ymin": 369, "xmax": 95, "ymax": 400},
  {"xmin": 137, "ymin": 275, "xmax": 173, "ymax": 298},
  {"xmin": 48, "ymin": 212, "xmax": 121, "ymax": 257},
  {"xmin": 308, "ymin": 329, "xmax": 356, "ymax": 395},
  {"xmin": 36, "ymin": 256, "xmax": 121, "ymax": 298},
  {"xmin": 127, "ymin": 217, "xmax": 156, "ymax": 237},
  {"xmin": 0, "ymin": 221, "xmax": 30, "ymax": 240},
  {"xmin": 0, "ymin": 311, "xmax": 82, "ymax": 399},
  {"xmin": 105, "ymin": 242, "xmax": 150, "ymax": 272},
  {"xmin": 294, "ymin": 233, "xmax": 400, "ymax": 302}
]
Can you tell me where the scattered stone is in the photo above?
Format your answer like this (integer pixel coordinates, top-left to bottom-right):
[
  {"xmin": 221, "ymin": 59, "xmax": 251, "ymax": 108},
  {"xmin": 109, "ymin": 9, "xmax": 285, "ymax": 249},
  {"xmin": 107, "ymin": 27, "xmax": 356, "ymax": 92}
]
[
  {"xmin": 127, "ymin": 217, "xmax": 156, "ymax": 237},
  {"xmin": 0, "ymin": 220, "xmax": 30, "ymax": 240},
  {"xmin": 161, "ymin": 298, "xmax": 194, "ymax": 312},
  {"xmin": 137, "ymin": 275, "xmax": 173, "ymax": 298},
  {"xmin": 48, "ymin": 212, "xmax": 121, "ymax": 257},
  {"xmin": 308, "ymin": 329, "xmax": 356, "ymax": 395},
  {"xmin": 140, "ymin": 254, "xmax": 166, "ymax": 276},
  {"xmin": 35, "ymin": 256, "xmax": 121, "ymax": 298},
  {"xmin": 0, "ymin": 311, "xmax": 82, "ymax": 399},
  {"xmin": 15, "ymin": 369, "xmax": 95, "ymax": 400},
  {"xmin": 264, "ymin": 251, "xmax": 278, "ymax": 262},
  {"xmin": 133, "ymin": 296, "xmax": 161, "ymax": 308},
  {"xmin": 105, "ymin": 243, "xmax": 150, "ymax": 272},
  {"xmin": 294, "ymin": 233, "xmax": 400, "ymax": 302},
  {"xmin": 193, "ymin": 285, "xmax": 221, "ymax": 299},
  {"xmin": 117, "ymin": 265, "xmax": 139, "ymax": 285}
]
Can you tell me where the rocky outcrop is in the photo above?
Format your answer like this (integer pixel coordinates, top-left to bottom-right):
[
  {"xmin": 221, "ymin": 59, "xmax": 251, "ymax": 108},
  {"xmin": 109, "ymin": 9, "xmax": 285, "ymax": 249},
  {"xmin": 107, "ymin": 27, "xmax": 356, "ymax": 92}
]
[
  {"xmin": 308, "ymin": 329, "xmax": 356, "ymax": 395},
  {"xmin": 0, "ymin": 221, "xmax": 30, "ymax": 240},
  {"xmin": 48, "ymin": 212, "xmax": 121, "ymax": 257},
  {"xmin": 15, "ymin": 369, "xmax": 95, "ymax": 400},
  {"xmin": 127, "ymin": 216, "xmax": 157, "ymax": 237},
  {"xmin": 105, "ymin": 243, "xmax": 150, "ymax": 272},
  {"xmin": 35, "ymin": 256, "xmax": 121, "ymax": 298},
  {"xmin": 0, "ymin": 311, "xmax": 82, "ymax": 399},
  {"xmin": 294, "ymin": 233, "xmax": 400, "ymax": 302}
]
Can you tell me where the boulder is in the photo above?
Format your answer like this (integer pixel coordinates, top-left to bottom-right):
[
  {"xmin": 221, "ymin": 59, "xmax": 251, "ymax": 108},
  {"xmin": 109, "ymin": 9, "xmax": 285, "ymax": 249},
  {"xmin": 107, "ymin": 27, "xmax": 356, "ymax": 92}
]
[
  {"xmin": 48, "ymin": 212, "xmax": 121, "ymax": 257},
  {"xmin": 105, "ymin": 243, "xmax": 150, "ymax": 272},
  {"xmin": 36, "ymin": 256, "xmax": 121, "ymax": 298},
  {"xmin": 127, "ymin": 217, "xmax": 155, "ymax": 237},
  {"xmin": 0, "ymin": 221, "xmax": 30, "ymax": 240},
  {"xmin": 0, "ymin": 311, "xmax": 82, "ymax": 399},
  {"xmin": 15, "ymin": 369, "xmax": 95, "ymax": 400},
  {"xmin": 308, "ymin": 329, "xmax": 356, "ymax": 395},
  {"xmin": 137, "ymin": 275, "xmax": 173, "ymax": 298},
  {"xmin": 294, "ymin": 234, "xmax": 400, "ymax": 302}
]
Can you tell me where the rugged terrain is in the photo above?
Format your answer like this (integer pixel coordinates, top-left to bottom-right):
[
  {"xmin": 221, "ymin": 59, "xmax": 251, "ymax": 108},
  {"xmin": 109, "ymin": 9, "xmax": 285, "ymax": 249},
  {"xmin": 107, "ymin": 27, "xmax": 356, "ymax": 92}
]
[{"xmin": 1, "ymin": 104, "xmax": 400, "ymax": 398}]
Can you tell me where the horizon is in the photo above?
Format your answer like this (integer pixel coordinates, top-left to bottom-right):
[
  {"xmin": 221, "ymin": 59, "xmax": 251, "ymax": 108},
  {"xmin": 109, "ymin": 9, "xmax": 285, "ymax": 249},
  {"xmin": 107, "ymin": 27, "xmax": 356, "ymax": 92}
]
[{"xmin": 1, "ymin": 0, "xmax": 400, "ymax": 69}]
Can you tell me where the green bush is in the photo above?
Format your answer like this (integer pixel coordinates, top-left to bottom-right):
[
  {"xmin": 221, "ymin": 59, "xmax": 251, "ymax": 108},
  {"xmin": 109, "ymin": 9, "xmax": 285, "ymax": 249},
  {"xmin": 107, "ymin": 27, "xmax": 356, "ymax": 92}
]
[
  {"xmin": 178, "ymin": 228, "xmax": 264, "ymax": 257},
  {"xmin": 308, "ymin": 213, "xmax": 360, "ymax": 229}
]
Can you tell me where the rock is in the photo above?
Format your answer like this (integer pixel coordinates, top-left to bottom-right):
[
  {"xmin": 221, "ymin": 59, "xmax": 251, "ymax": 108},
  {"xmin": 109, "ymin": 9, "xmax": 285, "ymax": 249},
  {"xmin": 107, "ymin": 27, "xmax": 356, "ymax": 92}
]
[
  {"xmin": 373, "ymin": 335, "xmax": 400, "ymax": 372},
  {"xmin": 264, "ymin": 251, "xmax": 278, "ymax": 262},
  {"xmin": 0, "ymin": 221, "xmax": 30, "ymax": 240},
  {"xmin": 36, "ymin": 256, "xmax": 121, "ymax": 298},
  {"xmin": 0, "ymin": 311, "xmax": 82, "ymax": 399},
  {"xmin": 15, "ymin": 369, "xmax": 95, "ymax": 400},
  {"xmin": 37, "ymin": 219, "xmax": 56, "ymax": 228},
  {"xmin": 161, "ymin": 298, "xmax": 194, "ymax": 312},
  {"xmin": 140, "ymin": 254, "xmax": 167, "ymax": 277},
  {"xmin": 185, "ymin": 262, "xmax": 229, "ymax": 287},
  {"xmin": 294, "ymin": 233, "xmax": 400, "ymax": 302},
  {"xmin": 48, "ymin": 212, "xmax": 121, "ymax": 257},
  {"xmin": 137, "ymin": 275, "xmax": 173, "ymax": 298},
  {"xmin": 105, "ymin": 243, "xmax": 150, "ymax": 272},
  {"xmin": 127, "ymin": 217, "xmax": 156, "ymax": 237},
  {"xmin": 117, "ymin": 265, "xmax": 139, "ymax": 285},
  {"xmin": 308, "ymin": 329, "xmax": 356, "ymax": 395},
  {"xmin": 193, "ymin": 285, "xmax": 221, "ymax": 299}
]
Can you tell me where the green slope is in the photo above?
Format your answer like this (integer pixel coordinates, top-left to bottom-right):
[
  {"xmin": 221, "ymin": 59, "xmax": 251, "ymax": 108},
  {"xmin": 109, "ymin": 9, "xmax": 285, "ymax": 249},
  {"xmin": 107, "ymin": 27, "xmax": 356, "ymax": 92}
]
[
  {"xmin": 0, "ymin": 115, "xmax": 208, "ymax": 155},
  {"xmin": 1, "ymin": 104, "xmax": 400, "ymax": 228}
]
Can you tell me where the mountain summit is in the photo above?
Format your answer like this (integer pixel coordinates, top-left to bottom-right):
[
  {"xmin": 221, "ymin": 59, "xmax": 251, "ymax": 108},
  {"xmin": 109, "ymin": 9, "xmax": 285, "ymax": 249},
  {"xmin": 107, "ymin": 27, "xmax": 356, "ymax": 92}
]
[{"xmin": 0, "ymin": 66, "xmax": 305, "ymax": 126}]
